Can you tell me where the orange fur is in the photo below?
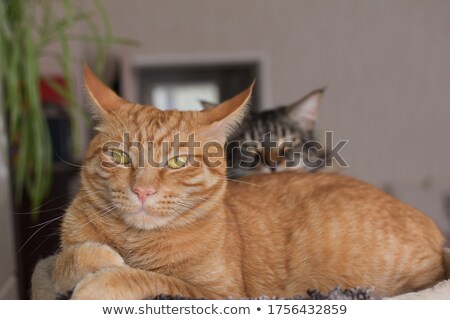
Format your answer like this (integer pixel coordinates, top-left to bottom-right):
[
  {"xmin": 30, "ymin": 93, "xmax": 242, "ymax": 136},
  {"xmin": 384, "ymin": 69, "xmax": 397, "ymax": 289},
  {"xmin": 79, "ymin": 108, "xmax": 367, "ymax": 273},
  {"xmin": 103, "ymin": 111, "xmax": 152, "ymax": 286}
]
[{"xmin": 54, "ymin": 66, "xmax": 446, "ymax": 299}]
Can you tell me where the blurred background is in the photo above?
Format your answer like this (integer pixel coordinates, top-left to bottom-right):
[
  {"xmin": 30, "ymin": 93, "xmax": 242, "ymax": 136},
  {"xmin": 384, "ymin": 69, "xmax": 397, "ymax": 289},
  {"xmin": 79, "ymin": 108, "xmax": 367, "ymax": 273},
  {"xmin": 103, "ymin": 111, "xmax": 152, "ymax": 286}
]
[{"xmin": 1, "ymin": 0, "xmax": 450, "ymax": 299}]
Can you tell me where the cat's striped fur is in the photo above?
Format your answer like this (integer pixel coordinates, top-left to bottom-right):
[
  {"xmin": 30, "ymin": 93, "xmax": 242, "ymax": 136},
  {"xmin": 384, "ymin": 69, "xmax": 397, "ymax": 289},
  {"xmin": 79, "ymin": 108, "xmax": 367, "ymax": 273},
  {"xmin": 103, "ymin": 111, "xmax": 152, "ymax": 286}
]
[
  {"xmin": 202, "ymin": 89, "xmax": 328, "ymax": 177},
  {"xmin": 52, "ymin": 66, "xmax": 446, "ymax": 299}
]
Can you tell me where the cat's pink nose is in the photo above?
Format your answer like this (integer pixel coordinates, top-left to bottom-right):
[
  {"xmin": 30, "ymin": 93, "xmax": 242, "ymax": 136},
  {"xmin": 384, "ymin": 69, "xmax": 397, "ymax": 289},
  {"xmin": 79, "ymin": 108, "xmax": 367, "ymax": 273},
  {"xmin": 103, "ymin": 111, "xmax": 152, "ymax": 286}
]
[{"xmin": 132, "ymin": 187, "xmax": 157, "ymax": 204}]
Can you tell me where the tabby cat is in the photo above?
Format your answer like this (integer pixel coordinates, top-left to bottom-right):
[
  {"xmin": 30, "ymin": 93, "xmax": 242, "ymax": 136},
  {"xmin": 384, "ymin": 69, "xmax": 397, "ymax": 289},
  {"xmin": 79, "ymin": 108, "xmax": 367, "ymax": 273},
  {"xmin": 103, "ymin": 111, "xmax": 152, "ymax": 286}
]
[
  {"xmin": 201, "ymin": 89, "xmax": 328, "ymax": 177},
  {"xmin": 53, "ymin": 66, "xmax": 446, "ymax": 299}
]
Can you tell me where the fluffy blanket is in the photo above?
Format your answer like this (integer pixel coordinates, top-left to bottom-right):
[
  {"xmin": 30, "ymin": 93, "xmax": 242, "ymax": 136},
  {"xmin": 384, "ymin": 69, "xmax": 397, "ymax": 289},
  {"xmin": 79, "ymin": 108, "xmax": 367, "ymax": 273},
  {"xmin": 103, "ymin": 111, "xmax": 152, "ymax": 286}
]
[{"xmin": 31, "ymin": 249, "xmax": 450, "ymax": 300}]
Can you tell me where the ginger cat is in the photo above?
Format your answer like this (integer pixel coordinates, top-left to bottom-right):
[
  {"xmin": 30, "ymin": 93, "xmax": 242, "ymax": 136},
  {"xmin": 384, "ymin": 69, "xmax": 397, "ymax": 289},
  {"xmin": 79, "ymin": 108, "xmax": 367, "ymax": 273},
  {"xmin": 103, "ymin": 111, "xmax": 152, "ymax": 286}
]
[{"xmin": 53, "ymin": 66, "xmax": 446, "ymax": 299}]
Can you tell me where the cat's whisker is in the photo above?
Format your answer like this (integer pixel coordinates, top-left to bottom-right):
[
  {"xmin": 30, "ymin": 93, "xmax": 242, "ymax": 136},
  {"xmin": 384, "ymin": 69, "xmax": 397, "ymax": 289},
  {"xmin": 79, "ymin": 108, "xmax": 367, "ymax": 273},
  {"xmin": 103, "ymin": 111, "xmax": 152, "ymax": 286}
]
[
  {"xmin": 64, "ymin": 204, "xmax": 118, "ymax": 238},
  {"xmin": 13, "ymin": 192, "xmax": 71, "ymax": 214},
  {"xmin": 13, "ymin": 190, "xmax": 108, "ymax": 215},
  {"xmin": 76, "ymin": 189, "xmax": 113, "ymax": 207},
  {"xmin": 55, "ymin": 153, "xmax": 87, "ymax": 168},
  {"xmin": 13, "ymin": 210, "xmax": 63, "ymax": 216},
  {"xmin": 18, "ymin": 193, "xmax": 119, "ymax": 253},
  {"xmin": 29, "ymin": 215, "xmax": 64, "ymax": 229},
  {"xmin": 79, "ymin": 187, "xmax": 111, "ymax": 193},
  {"xmin": 83, "ymin": 203, "xmax": 117, "ymax": 219},
  {"xmin": 18, "ymin": 220, "xmax": 61, "ymax": 253},
  {"xmin": 215, "ymin": 176, "xmax": 258, "ymax": 186},
  {"xmin": 20, "ymin": 203, "xmax": 117, "ymax": 253},
  {"xmin": 28, "ymin": 230, "xmax": 61, "ymax": 257}
]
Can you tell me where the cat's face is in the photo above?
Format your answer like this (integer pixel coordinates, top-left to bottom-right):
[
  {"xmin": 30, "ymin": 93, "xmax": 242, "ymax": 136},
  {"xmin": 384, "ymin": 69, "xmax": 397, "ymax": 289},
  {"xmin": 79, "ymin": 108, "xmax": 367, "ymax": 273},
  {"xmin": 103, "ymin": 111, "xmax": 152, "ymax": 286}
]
[
  {"xmin": 81, "ymin": 65, "xmax": 253, "ymax": 230},
  {"xmin": 203, "ymin": 89, "xmax": 326, "ymax": 177},
  {"xmin": 227, "ymin": 132, "xmax": 326, "ymax": 176}
]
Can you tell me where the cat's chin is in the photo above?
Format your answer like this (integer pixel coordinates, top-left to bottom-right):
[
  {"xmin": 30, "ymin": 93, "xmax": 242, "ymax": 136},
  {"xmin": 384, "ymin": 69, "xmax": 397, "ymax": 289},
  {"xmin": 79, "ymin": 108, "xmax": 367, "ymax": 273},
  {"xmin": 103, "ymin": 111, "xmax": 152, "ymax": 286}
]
[{"xmin": 122, "ymin": 208, "xmax": 176, "ymax": 231}]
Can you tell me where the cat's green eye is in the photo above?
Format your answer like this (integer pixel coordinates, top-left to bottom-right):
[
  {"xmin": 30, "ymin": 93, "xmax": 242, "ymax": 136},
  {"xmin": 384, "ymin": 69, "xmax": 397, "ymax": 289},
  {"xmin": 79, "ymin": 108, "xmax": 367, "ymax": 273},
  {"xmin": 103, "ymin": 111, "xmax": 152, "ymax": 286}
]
[
  {"xmin": 111, "ymin": 149, "xmax": 131, "ymax": 165},
  {"xmin": 167, "ymin": 155, "xmax": 188, "ymax": 169}
]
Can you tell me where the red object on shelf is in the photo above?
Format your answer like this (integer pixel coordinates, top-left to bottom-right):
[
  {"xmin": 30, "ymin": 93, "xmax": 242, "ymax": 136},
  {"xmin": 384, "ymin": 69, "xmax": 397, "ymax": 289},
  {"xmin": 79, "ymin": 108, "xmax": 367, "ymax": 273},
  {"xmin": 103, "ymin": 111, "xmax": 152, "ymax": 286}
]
[{"xmin": 40, "ymin": 77, "xmax": 67, "ymax": 107}]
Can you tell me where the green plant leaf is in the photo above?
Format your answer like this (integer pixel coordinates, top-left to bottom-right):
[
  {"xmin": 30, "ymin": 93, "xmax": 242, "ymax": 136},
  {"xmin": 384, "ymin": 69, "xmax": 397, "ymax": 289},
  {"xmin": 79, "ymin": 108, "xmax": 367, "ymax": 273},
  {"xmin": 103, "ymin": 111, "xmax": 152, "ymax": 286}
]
[{"xmin": 0, "ymin": 0, "xmax": 139, "ymax": 215}]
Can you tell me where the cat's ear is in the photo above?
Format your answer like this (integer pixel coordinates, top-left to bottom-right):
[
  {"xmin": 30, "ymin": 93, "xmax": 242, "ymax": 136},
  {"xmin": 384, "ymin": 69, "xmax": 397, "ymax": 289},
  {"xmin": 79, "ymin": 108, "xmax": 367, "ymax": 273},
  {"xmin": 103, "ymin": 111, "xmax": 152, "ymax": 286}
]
[
  {"xmin": 199, "ymin": 100, "xmax": 217, "ymax": 110},
  {"xmin": 200, "ymin": 81, "xmax": 255, "ymax": 143},
  {"xmin": 287, "ymin": 88, "xmax": 325, "ymax": 131},
  {"xmin": 84, "ymin": 64, "xmax": 129, "ymax": 116}
]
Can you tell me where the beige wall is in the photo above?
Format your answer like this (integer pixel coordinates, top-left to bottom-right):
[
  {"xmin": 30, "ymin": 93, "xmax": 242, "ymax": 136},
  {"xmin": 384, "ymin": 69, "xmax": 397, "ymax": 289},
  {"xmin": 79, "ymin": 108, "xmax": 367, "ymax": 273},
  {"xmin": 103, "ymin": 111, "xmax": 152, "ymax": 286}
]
[{"xmin": 84, "ymin": 0, "xmax": 450, "ymax": 232}]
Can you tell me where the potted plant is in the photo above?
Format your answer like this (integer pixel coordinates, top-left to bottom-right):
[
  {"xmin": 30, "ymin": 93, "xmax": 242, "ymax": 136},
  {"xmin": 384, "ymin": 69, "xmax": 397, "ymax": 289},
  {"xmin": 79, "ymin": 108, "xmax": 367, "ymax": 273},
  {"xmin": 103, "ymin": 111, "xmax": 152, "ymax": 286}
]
[{"xmin": 0, "ymin": 0, "xmax": 137, "ymax": 210}]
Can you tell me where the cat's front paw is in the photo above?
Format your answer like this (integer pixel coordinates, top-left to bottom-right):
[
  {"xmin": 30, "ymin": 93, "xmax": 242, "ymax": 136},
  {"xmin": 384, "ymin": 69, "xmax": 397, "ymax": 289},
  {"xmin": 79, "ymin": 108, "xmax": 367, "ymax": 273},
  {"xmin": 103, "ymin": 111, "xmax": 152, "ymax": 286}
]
[
  {"xmin": 71, "ymin": 267, "xmax": 142, "ymax": 300},
  {"xmin": 71, "ymin": 271, "xmax": 115, "ymax": 300},
  {"xmin": 53, "ymin": 242, "xmax": 125, "ymax": 293}
]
